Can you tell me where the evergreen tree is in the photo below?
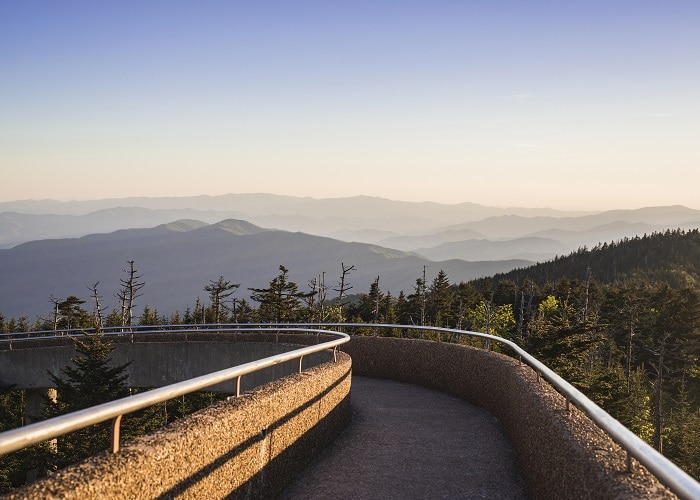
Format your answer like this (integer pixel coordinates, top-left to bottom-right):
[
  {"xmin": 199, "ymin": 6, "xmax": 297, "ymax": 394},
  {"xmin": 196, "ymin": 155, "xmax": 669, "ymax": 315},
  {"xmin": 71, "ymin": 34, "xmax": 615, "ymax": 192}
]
[
  {"xmin": 427, "ymin": 270, "xmax": 453, "ymax": 328},
  {"xmin": 395, "ymin": 291, "xmax": 412, "ymax": 328},
  {"xmin": 204, "ymin": 276, "xmax": 240, "ymax": 324},
  {"xmin": 249, "ymin": 266, "xmax": 313, "ymax": 322},
  {"xmin": 404, "ymin": 277, "xmax": 427, "ymax": 330},
  {"xmin": 355, "ymin": 277, "xmax": 383, "ymax": 324},
  {"xmin": 138, "ymin": 305, "xmax": 161, "ymax": 325},
  {"xmin": 57, "ymin": 296, "xmax": 88, "ymax": 330},
  {"xmin": 231, "ymin": 298, "xmax": 256, "ymax": 323},
  {"xmin": 0, "ymin": 387, "xmax": 48, "ymax": 493},
  {"xmin": 43, "ymin": 333, "xmax": 162, "ymax": 470},
  {"xmin": 666, "ymin": 377, "xmax": 700, "ymax": 478},
  {"xmin": 609, "ymin": 368, "xmax": 655, "ymax": 444},
  {"xmin": 454, "ymin": 282, "xmax": 479, "ymax": 330}
]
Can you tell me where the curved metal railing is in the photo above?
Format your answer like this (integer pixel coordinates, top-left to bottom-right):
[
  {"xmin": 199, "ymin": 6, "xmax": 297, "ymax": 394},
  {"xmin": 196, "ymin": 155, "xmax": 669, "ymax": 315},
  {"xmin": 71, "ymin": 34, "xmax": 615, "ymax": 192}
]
[
  {"xmin": 0, "ymin": 323, "xmax": 304, "ymax": 343},
  {"xmin": 1, "ymin": 322, "xmax": 698, "ymax": 499},
  {"xmin": 0, "ymin": 325, "xmax": 349, "ymax": 456},
  {"xmin": 315, "ymin": 323, "xmax": 699, "ymax": 500}
]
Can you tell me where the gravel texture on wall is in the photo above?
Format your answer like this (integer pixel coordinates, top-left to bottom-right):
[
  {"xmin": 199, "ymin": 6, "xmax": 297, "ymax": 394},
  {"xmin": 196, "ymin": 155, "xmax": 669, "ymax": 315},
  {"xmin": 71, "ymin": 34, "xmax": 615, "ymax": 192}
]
[
  {"xmin": 6, "ymin": 351, "xmax": 351, "ymax": 499},
  {"xmin": 341, "ymin": 336, "xmax": 675, "ymax": 500}
]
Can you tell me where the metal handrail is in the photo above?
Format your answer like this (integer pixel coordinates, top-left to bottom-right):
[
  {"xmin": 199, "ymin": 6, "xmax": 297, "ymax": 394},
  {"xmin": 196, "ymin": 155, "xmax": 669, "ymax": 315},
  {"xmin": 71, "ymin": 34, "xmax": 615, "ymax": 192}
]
[
  {"xmin": 0, "ymin": 323, "xmax": 286, "ymax": 342},
  {"xmin": 1, "ymin": 322, "xmax": 698, "ymax": 499},
  {"xmin": 164, "ymin": 322, "xmax": 700, "ymax": 499},
  {"xmin": 301, "ymin": 322, "xmax": 698, "ymax": 500},
  {"xmin": 0, "ymin": 326, "xmax": 349, "ymax": 456}
]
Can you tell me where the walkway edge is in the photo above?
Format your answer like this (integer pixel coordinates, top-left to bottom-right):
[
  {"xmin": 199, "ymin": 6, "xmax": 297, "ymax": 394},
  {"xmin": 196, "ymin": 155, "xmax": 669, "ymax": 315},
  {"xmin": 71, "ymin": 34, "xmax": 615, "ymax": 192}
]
[{"xmin": 341, "ymin": 336, "xmax": 675, "ymax": 500}]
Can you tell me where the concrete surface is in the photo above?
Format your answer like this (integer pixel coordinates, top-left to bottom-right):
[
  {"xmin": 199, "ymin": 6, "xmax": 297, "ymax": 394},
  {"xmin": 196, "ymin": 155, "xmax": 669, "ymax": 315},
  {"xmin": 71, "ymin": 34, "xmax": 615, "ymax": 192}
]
[
  {"xmin": 280, "ymin": 376, "xmax": 529, "ymax": 499},
  {"xmin": 5, "ymin": 352, "xmax": 351, "ymax": 499},
  {"xmin": 340, "ymin": 336, "xmax": 676, "ymax": 500}
]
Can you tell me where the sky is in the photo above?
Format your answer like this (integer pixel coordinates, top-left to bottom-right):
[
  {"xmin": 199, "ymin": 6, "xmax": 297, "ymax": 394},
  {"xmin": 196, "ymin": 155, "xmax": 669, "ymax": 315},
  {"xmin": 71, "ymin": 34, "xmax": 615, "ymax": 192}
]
[{"xmin": 1, "ymin": 1, "xmax": 699, "ymax": 210}]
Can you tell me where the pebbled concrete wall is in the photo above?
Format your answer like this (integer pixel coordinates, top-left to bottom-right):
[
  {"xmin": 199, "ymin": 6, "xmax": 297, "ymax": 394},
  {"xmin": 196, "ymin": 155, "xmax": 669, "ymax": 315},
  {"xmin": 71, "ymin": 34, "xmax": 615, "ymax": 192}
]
[
  {"xmin": 6, "ymin": 350, "xmax": 351, "ymax": 500},
  {"xmin": 341, "ymin": 336, "xmax": 675, "ymax": 500}
]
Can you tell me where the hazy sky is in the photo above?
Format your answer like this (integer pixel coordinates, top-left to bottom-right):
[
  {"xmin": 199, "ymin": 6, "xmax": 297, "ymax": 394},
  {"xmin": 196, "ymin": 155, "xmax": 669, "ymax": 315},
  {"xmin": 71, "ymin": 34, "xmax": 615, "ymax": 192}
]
[{"xmin": 2, "ymin": 1, "xmax": 699, "ymax": 210}]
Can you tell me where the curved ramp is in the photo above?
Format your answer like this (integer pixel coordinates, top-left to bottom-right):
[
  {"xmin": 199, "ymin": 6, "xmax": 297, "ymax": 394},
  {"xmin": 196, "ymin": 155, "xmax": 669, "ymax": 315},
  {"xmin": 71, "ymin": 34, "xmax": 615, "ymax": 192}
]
[{"xmin": 281, "ymin": 376, "xmax": 528, "ymax": 499}]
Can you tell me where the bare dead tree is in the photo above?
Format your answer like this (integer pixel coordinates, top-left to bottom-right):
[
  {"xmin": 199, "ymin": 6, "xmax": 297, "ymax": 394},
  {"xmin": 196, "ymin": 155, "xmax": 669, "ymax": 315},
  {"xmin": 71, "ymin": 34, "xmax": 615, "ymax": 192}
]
[
  {"xmin": 116, "ymin": 260, "xmax": 145, "ymax": 328},
  {"xmin": 647, "ymin": 332, "xmax": 694, "ymax": 454},
  {"xmin": 193, "ymin": 297, "xmax": 203, "ymax": 325},
  {"xmin": 456, "ymin": 297, "xmax": 466, "ymax": 331},
  {"xmin": 88, "ymin": 282, "xmax": 106, "ymax": 330},
  {"xmin": 305, "ymin": 272, "xmax": 330, "ymax": 322},
  {"xmin": 305, "ymin": 277, "xmax": 319, "ymax": 322},
  {"xmin": 517, "ymin": 290, "xmax": 525, "ymax": 341},
  {"xmin": 230, "ymin": 298, "xmax": 238, "ymax": 323},
  {"xmin": 48, "ymin": 295, "xmax": 62, "ymax": 331},
  {"xmin": 317, "ymin": 272, "xmax": 328, "ymax": 321},
  {"xmin": 482, "ymin": 291, "xmax": 495, "ymax": 349},
  {"xmin": 372, "ymin": 276, "xmax": 381, "ymax": 324},
  {"xmin": 650, "ymin": 332, "xmax": 672, "ymax": 453},
  {"xmin": 421, "ymin": 265, "xmax": 427, "ymax": 329},
  {"xmin": 333, "ymin": 263, "xmax": 355, "ymax": 321}
]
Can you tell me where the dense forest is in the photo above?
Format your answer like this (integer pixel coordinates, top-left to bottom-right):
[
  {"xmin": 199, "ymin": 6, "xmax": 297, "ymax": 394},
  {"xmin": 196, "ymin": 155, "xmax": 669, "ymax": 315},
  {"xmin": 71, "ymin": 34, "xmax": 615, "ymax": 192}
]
[
  {"xmin": 472, "ymin": 228, "xmax": 700, "ymax": 289},
  {"xmin": 1, "ymin": 230, "xmax": 699, "ymax": 490}
]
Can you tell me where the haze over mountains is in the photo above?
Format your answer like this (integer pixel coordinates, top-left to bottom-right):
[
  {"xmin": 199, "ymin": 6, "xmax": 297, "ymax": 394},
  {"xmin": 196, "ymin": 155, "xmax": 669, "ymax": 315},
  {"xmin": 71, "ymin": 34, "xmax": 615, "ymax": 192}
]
[
  {"xmin": 0, "ymin": 194, "xmax": 582, "ymax": 248},
  {"xmin": 0, "ymin": 218, "xmax": 526, "ymax": 320},
  {"xmin": 1, "ymin": 194, "xmax": 699, "ymax": 320}
]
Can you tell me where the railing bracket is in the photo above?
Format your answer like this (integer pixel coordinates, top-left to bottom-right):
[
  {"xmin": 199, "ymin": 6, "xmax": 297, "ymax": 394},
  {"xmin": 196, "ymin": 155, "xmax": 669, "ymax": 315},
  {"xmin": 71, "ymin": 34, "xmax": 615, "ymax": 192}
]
[{"xmin": 111, "ymin": 414, "xmax": 123, "ymax": 454}]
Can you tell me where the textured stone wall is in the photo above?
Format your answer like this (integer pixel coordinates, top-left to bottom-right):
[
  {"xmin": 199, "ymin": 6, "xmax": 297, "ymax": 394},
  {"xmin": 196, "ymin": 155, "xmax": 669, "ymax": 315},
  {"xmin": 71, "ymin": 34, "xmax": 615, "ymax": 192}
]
[
  {"xmin": 341, "ymin": 336, "xmax": 674, "ymax": 500},
  {"xmin": 6, "ymin": 351, "xmax": 351, "ymax": 499}
]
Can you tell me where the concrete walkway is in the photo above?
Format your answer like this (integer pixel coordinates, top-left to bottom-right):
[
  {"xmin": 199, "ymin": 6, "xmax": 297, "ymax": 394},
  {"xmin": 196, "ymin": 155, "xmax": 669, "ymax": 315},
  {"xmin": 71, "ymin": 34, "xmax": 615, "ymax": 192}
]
[{"xmin": 280, "ymin": 376, "xmax": 529, "ymax": 499}]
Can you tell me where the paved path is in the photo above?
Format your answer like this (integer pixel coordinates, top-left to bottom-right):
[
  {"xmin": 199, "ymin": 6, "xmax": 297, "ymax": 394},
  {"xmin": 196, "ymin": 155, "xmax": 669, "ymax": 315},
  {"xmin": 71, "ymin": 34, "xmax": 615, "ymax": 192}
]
[{"xmin": 280, "ymin": 376, "xmax": 529, "ymax": 499}]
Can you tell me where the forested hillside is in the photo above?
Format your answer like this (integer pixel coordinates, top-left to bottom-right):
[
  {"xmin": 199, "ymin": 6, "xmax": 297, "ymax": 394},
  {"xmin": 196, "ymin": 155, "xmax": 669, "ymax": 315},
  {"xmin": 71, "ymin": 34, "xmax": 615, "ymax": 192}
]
[{"xmin": 471, "ymin": 228, "xmax": 700, "ymax": 288}]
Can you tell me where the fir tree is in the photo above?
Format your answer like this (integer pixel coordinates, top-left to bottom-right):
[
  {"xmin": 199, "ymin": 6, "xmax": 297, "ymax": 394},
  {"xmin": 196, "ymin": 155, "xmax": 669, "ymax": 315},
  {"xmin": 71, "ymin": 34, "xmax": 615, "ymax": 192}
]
[
  {"xmin": 249, "ymin": 266, "xmax": 313, "ymax": 322},
  {"xmin": 43, "ymin": 333, "xmax": 163, "ymax": 469}
]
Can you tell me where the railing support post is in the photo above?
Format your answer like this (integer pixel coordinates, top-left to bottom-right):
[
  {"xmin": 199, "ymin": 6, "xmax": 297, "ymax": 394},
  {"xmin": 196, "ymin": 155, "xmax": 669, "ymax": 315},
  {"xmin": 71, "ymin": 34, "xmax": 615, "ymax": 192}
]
[
  {"xmin": 236, "ymin": 376, "xmax": 241, "ymax": 397},
  {"xmin": 111, "ymin": 414, "xmax": 123, "ymax": 453},
  {"xmin": 299, "ymin": 355, "xmax": 304, "ymax": 373}
]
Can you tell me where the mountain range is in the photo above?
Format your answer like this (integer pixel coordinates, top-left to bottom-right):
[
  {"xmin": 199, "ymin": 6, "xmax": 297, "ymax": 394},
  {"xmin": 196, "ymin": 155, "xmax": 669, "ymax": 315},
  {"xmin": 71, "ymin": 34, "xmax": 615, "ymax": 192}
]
[
  {"xmin": 1, "ymin": 194, "xmax": 699, "ymax": 320},
  {"xmin": 0, "ymin": 218, "xmax": 527, "ymax": 320}
]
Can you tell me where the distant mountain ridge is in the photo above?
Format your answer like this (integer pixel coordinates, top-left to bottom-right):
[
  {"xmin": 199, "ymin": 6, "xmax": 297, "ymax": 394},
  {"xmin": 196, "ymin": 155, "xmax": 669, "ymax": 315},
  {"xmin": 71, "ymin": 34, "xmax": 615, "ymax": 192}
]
[
  {"xmin": 0, "ymin": 219, "xmax": 529, "ymax": 320},
  {"xmin": 2, "ymin": 195, "xmax": 699, "ymax": 321},
  {"xmin": 413, "ymin": 237, "xmax": 570, "ymax": 262},
  {"xmin": 0, "ymin": 193, "xmax": 585, "ymax": 249},
  {"xmin": 1, "ymin": 195, "xmax": 698, "ymax": 261},
  {"xmin": 0, "ymin": 207, "xmax": 243, "ymax": 248},
  {"xmin": 0, "ymin": 194, "xmax": 585, "ymax": 218}
]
